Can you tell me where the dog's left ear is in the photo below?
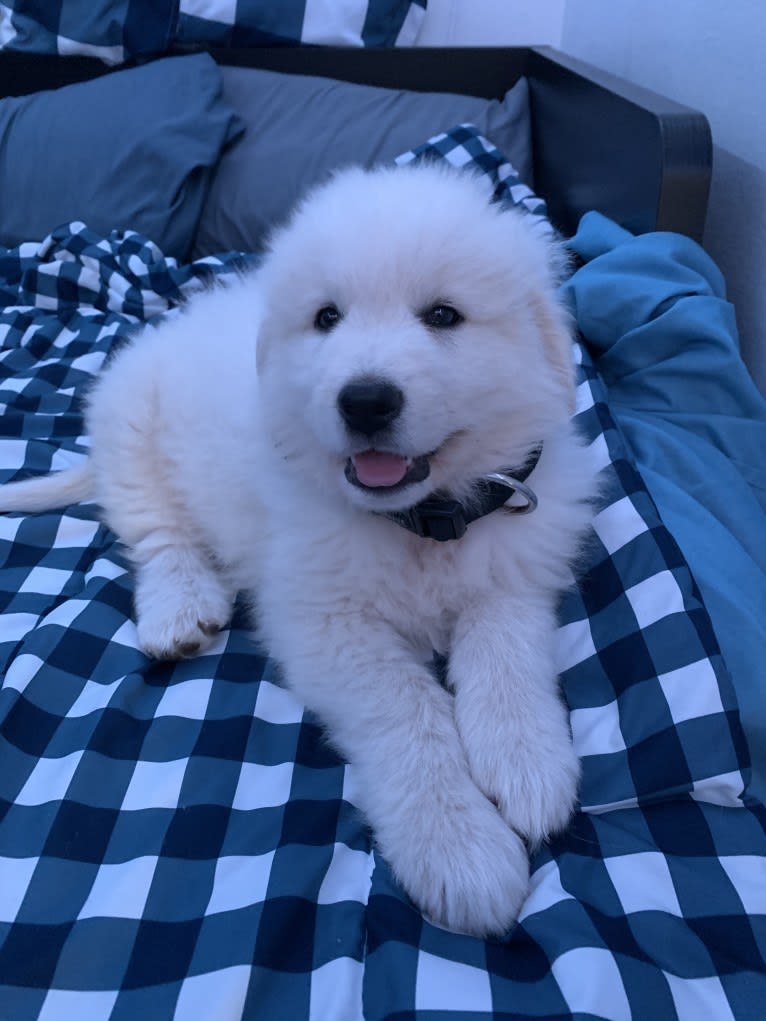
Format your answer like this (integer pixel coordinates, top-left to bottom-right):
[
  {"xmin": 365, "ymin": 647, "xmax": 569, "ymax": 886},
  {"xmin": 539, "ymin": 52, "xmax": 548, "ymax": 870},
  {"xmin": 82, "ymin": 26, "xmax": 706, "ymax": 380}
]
[{"xmin": 529, "ymin": 291, "xmax": 577, "ymax": 413}]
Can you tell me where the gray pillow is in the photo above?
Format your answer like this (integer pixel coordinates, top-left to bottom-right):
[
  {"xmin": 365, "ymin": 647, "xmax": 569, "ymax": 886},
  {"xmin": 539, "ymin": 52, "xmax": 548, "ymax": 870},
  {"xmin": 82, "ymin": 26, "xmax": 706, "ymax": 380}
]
[
  {"xmin": 192, "ymin": 68, "xmax": 532, "ymax": 258},
  {"xmin": 0, "ymin": 54, "xmax": 244, "ymax": 259}
]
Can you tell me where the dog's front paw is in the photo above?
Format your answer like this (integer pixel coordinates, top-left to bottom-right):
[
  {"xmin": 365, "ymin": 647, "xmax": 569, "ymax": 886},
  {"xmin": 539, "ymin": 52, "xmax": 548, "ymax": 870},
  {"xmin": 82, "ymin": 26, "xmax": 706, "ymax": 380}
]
[
  {"xmin": 486, "ymin": 738, "xmax": 580, "ymax": 846},
  {"xmin": 457, "ymin": 698, "xmax": 580, "ymax": 846},
  {"xmin": 135, "ymin": 569, "xmax": 232, "ymax": 660},
  {"xmin": 383, "ymin": 787, "xmax": 529, "ymax": 938}
]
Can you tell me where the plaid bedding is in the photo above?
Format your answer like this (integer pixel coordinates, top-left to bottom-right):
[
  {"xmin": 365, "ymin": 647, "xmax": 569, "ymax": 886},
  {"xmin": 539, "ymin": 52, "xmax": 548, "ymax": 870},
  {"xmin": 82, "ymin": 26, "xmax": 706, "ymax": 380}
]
[
  {"xmin": 0, "ymin": 0, "xmax": 426, "ymax": 62},
  {"xmin": 0, "ymin": 134, "xmax": 764, "ymax": 1020}
]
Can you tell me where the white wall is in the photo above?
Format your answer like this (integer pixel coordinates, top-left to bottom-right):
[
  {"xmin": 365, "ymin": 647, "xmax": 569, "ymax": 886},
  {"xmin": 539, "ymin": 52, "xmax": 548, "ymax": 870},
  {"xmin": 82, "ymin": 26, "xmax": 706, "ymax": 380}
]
[
  {"xmin": 561, "ymin": 0, "xmax": 766, "ymax": 393},
  {"xmin": 417, "ymin": 0, "xmax": 565, "ymax": 47},
  {"xmin": 417, "ymin": 1, "xmax": 766, "ymax": 394}
]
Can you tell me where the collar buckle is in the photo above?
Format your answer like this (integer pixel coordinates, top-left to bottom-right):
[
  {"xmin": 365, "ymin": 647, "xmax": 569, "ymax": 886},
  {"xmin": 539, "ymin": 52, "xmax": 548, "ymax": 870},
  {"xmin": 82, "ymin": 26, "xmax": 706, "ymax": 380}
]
[{"xmin": 398, "ymin": 498, "xmax": 468, "ymax": 541}]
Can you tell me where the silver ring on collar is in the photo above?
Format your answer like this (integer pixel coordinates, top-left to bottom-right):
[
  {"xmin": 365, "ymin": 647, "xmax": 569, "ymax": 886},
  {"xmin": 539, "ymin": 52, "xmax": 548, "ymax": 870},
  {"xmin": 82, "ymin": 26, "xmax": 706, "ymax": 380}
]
[{"xmin": 482, "ymin": 472, "xmax": 539, "ymax": 515}]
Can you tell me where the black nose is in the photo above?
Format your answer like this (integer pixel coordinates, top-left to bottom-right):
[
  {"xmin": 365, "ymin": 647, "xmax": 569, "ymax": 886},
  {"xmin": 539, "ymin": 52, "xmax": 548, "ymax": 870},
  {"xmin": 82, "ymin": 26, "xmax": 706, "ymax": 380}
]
[{"xmin": 337, "ymin": 379, "xmax": 405, "ymax": 436}]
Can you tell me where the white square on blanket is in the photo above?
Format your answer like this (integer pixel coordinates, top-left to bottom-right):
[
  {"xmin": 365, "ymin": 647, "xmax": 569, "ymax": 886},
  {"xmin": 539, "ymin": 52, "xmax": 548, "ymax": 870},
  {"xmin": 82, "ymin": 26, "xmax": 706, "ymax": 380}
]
[
  {"xmin": 657, "ymin": 659, "xmax": 724, "ymax": 724},
  {"xmin": 519, "ymin": 859, "xmax": 575, "ymax": 921},
  {"xmin": 53, "ymin": 514, "xmax": 100, "ymax": 548},
  {"xmin": 664, "ymin": 974, "xmax": 736, "ymax": 1021},
  {"xmin": 179, "ymin": 0, "xmax": 237, "ymax": 25},
  {"xmin": 691, "ymin": 771, "xmax": 745, "ymax": 807},
  {"xmin": 0, "ymin": 857, "xmax": 39, "ymax": 921},
  {"xmin": 121, "ymin": 758, "xmax": 189, "ymax": 811},
  {"xmin": 16, "ymin": 750, "xmax": 82, "ymax": 806},
  {"xmin": 302, "ymin": 0, "xmax": 367, "ymax": 46},
  {"xmin": 625, "ymin": 570, "xmax": 683, "ymax": 629},
  {"xmin": 570, "ymin": 701, "xmax": 626, "ymax": 757},
  {"xmin": 36, "ymin": 598, "xmax": 87, "ymax": 630},
  {"xmin": 18, "ymin": 566, "xmax": 72, "ymax": 597},
  {"xmin": 173, "ymin": 966, "xmax": 251, "ymax": 1021},
  {"xmin": 206, "ymin": 853, "xmax": 275, "ymax": 914},
  {"xmin": 78, "ymin": 856, "xmax": 158, "ymax": 920},
  {"xmin": 587, "ymin": 432, "xmax": 611, "ymax": 472},
  {"xmin": 2, "ymin": 653, "xmax": 44, "ymax": 696},
  {"xmin": 317, "ymin": 842, "xmax": 374, "ymax": 905},
  {"xmin": 254, "ymin": 679, "xmax": 306, "ymax": 726},
  {"xmin": 0, "ymin": 438, "xmax": 34, "ymax": 472},
  {"xmin": 0, "ymin": 613, "xmax": 39, "ymax": 646},
  {"xmin": 232, "ymin": 760, "xmax": 294, "ymax": 811},
  {"xmin": 604, "ymin": 852, "xmax": 683, "ymax": 916},
  {"xmin": 38, "ymin": 989, "xmax": 119, "ymax": 1021},
  {"xmin": 155, "ymin": 676, "xmax": 214, "ymax": 720},
  {"xmin": 56, "ymin": 34, "xmax": 122, "ymax": 63},
  {"xmin": 594, "ymin": 495, "xmax": 648, "ymax": 554},
  {"xmin": 551, "ymin": 947, "xmax": 631, "ymax": 1021},
  {"xmin": 574, "ymin": 378, "xmax": 593, "ymax": 415},
  {"xmin": 415, "ymin": 951, "xmax": 493, "ymax": 1013},
  {"xmin": 68, "ymin": 678, "xmax": 123, "ymax": 718},
  {"xmin": 719, "ymin": 856, "xmax": 766, "ymax": 914},
  {"xmin": 556, "ymin": 618, "xmax": 597, "ymax": 674},
  {"xmin": 309, "ymin": 956, "xmax": 365, "ymax": 1021}
]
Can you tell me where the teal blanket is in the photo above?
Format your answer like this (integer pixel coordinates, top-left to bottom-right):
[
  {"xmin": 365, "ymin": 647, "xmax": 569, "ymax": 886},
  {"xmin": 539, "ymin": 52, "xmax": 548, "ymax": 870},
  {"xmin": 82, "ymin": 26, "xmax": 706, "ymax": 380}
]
[{"xmin": 566, "ymin": 212, "xmax": 766, "ymax": 804}]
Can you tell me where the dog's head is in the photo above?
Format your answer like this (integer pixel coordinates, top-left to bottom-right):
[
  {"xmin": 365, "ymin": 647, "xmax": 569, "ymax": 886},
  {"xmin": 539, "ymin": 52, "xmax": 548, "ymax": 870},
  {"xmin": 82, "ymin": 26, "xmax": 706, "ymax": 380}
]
[{"xmin": 255, "ymin": 163, "xmax": 575, "ymax": 513}]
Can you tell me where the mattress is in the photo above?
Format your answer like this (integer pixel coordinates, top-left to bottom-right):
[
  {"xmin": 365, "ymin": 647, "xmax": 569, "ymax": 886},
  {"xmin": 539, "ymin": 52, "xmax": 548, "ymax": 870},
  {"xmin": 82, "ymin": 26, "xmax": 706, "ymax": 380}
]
[{"xmin": 0, "ymin": 129, "xmax": 764, "ymax": 1019}]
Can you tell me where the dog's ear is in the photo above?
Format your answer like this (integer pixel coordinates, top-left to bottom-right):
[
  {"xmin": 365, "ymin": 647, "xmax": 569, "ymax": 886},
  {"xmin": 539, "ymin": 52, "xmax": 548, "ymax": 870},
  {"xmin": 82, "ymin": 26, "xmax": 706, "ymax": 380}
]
[
  {"xmin": 255, "ymin": 313, "xmax": 277, "ymax": 374},
  {"xmin": 529, "ymin": 291, "xmax": 577, "ymax": 413}
]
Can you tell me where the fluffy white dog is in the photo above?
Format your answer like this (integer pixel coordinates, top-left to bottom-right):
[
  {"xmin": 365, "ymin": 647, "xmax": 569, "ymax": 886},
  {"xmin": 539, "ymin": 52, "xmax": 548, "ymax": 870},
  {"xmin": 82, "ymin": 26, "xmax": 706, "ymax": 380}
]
[{"xmin": 0, "ymin": 164, "xmax": 597, "ymax": 937}]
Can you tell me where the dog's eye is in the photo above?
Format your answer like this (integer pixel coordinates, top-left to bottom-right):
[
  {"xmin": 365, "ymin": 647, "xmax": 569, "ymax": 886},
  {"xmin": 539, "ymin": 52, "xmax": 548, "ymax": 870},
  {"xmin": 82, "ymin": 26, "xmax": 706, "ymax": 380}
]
[
  {"xmin": 314, "ymin": 305, "xmax": 342, "ymax": 332},
  {"xmin": 422, "ymin": 304, "xmax": 463, "ymax": 329}
]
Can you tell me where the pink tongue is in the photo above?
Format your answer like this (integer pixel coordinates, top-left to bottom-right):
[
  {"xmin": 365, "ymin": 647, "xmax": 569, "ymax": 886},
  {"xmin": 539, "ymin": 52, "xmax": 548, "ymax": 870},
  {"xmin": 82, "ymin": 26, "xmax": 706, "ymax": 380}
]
[{"xmin": 352, "ymin": 450, "xmax": 408, "ymax": 487}]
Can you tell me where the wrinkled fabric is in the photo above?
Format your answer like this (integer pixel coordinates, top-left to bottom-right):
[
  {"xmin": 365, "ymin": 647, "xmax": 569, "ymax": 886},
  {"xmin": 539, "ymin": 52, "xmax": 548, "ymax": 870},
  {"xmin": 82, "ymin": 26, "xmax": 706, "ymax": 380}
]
[{"xmin": 565, "ymin": 211, "xmax": 766, "ymax": 804}]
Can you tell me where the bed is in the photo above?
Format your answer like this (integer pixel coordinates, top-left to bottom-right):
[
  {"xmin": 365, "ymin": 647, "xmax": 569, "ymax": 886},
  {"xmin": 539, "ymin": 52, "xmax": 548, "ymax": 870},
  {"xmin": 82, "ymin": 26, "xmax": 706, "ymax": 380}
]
[{"xmin": 1, "ymin": 7, "xmax": 765, "ymax": 1019}]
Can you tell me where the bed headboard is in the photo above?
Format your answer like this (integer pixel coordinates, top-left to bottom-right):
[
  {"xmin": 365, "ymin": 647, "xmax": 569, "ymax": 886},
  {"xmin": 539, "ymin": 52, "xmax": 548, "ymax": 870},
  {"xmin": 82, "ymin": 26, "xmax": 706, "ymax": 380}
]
[{"xmin": 0, "ymin": 44, "xmax": 712, "ymax": 242}]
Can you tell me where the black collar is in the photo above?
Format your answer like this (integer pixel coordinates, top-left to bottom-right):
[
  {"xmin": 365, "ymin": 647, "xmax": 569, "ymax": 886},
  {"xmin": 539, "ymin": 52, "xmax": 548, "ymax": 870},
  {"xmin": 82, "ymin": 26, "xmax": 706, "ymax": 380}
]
[{"xmin": 379, "ymin": 444, "xmax": 543, "ymax": 542}]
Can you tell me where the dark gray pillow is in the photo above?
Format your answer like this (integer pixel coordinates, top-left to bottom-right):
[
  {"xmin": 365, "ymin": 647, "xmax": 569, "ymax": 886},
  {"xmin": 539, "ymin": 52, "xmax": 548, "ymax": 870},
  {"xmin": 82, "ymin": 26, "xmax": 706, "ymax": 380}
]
[
  {"xmin": 0, "ymin": 54, "xmax": 244, "ymax": 259},
  {"xmin": 192, "ymin": 68, "xmax": 532, "ymax": 258}
]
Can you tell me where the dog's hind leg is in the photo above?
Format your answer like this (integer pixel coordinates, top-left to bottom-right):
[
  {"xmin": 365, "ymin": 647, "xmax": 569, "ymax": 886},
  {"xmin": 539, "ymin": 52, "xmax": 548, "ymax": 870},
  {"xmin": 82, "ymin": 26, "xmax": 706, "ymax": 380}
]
[
  {"xmin": 99, "ymin": 458, "xmax": 235, "ymax": 660},
  {"xmin": 87, "ymin": 349, "xmax": 235, "ymax": 661},
  {"xmin": 101, "ymin": 465, "xmax": 235, "ymax": 659}
]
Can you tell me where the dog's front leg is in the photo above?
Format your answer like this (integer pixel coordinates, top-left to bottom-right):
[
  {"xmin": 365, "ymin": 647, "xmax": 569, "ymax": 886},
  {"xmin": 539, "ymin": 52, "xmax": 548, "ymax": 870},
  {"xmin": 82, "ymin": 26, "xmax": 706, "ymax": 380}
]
[
  {"xmin": 449, "ymin": 594, "xmax": 580, "ymax": 846},
  {"xmin": 268, "ymin": 613, "xmax": 529, "ymax": 938}
]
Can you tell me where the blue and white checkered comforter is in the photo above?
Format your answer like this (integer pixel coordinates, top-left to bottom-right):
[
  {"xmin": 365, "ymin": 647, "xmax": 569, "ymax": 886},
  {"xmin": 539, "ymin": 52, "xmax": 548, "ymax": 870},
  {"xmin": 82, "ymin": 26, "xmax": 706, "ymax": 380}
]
[{"xmin": 0, "ymin": 135, "xmax": 764, "ymax": 1020}]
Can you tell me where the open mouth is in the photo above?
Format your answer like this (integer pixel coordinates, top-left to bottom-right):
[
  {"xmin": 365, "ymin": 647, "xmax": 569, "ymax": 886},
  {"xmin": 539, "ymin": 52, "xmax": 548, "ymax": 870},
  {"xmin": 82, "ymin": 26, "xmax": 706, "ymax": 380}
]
[{"xmin": 345, "ymin": 450, "xmax": 431, "ymax": 492}]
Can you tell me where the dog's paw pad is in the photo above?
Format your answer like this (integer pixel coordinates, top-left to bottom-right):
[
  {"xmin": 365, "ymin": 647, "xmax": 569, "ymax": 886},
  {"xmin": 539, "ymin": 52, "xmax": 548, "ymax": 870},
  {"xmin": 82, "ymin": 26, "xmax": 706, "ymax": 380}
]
[
  {"xmin": 138, "ymin": 610, "xmax": 228, "ymax": 661},
  {"xmin": 177, "ymin": 639, "xmax": 203, "ymax": 658},
  {"xmin": 135, "ymin": 572, "xmax": 233, "ymax": 661},
  {"xmin": 198, "ymin": 619, "xmax": 223, "ymax": 637}
]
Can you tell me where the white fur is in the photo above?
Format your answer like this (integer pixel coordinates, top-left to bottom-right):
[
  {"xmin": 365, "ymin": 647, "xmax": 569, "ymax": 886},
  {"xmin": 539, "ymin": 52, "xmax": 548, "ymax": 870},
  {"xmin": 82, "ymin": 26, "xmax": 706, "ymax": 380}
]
[{"xmin": 0, "ymin": 165, "xmax": 598, "ymax": 937}]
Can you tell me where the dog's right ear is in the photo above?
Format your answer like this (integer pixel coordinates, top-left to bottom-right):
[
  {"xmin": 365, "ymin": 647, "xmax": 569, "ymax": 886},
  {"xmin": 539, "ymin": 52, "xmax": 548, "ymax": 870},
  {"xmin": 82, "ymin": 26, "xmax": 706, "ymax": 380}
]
[
  {"xmin": 255, "ymin": 313, "xmax": 277, "ymax": 374},
  {"xmin": 529, "ymin": 290, "xmax": 577, "ymax": 413},
  {"xmin": 516, "ymin": 223, "xmax": 576, "ymax": 412}
]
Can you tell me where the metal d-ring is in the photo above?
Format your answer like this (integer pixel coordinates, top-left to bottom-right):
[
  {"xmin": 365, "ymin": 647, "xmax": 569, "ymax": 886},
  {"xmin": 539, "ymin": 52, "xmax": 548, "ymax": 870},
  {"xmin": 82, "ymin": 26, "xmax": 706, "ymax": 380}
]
[{"xmin": 482, "ymin": 472, "xmax": 539, "ymax": 515}]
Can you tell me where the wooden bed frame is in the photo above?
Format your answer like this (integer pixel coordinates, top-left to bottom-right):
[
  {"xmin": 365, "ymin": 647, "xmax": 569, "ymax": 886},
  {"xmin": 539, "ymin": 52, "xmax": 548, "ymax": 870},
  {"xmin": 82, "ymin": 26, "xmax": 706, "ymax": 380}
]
[{"xmin": 0, "ymin": 45, "xmax": 712, "ymax": 242}]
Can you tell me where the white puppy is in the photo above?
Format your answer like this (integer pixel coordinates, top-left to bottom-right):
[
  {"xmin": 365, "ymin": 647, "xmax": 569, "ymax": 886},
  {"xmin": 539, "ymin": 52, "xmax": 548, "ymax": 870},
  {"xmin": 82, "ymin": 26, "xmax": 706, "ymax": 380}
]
[{"xmin": 0, "ymin": 164, "xmax": 597, "ymax": 937}]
